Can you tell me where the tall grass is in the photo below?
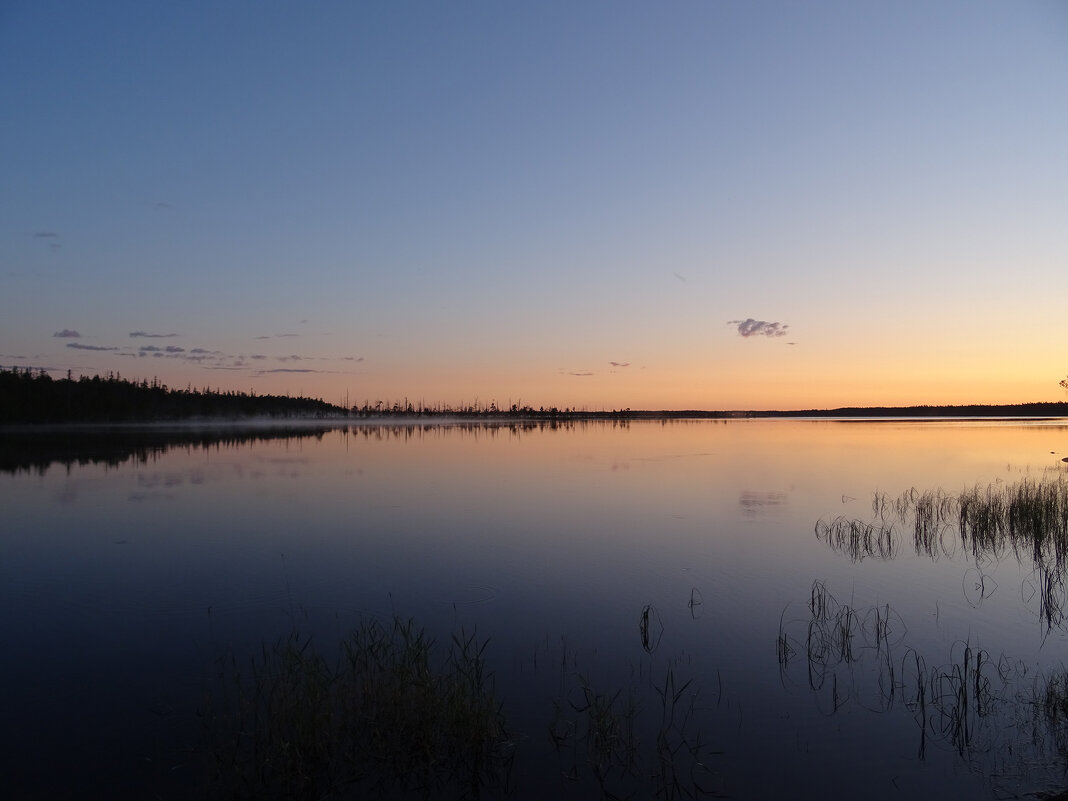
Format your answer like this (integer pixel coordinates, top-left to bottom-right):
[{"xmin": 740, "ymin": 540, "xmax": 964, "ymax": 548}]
[
  {"xmin": 820, "ymin": 472, "xmax": 1068, "ymax": 575},
  {"xmin": 547, "ymin": 658, "xmax": 718, "ymax": 800},
  {"xmin": 200, "ymin": 612, "xmax": 722, "ymax": 800},
  {"xmin": 199, "ymin": 616, "xmax": 512, "ymax": 800}
]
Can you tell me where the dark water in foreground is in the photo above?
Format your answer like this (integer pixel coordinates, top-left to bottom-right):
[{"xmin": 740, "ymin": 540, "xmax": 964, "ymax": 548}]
[{"xmin": 2, "ymin": 418, "xmax": 1068, "ymax": 799}]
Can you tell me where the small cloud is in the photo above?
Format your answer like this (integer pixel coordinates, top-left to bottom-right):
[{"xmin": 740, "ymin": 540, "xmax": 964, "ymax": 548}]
[
  {"xmin": 130, "ymin": 331, "xmax": 179, "ymax": 338},
  {"xmin": 66, "ymin": 343, "xmax": 118, "ymax": 351},
  {"xmin": 254, "ymin": 336, "xmax": 271, "ymax": 340},
  {"xmin": 139, "ymin": 345, "xmax": 162, "ymax": 353},
  {"xmin": 568, "ymin": 371, "xmax": 594, "ymax": 377},
  {"xmin": 342, "ymin": 356, "xmax": 365, "ymax": 362},
  {"xmin": 33, "ymin": 231, "xmax": 60, "ymax": 239},
  {"xmin": 609, "ymin": 361, "xmax": 630, "ymax": 368},
  {"xmin": 673, "ymin": 272, "xmax": 687, "ymax": 282},
  {"xmin": 53, "ymin": 329, "xmax": 81, "ymax": 338},
  {"xmin": 165, "ymin": 345, "xmax": 185, "ymax": 353},
  {"xmin": 727, "ymin": 318, "xmax": 790, "ymax": 339},
  {"xmin": 263, "ymin": 368, "xmax": 318, "ymax": 374},
  {"xmin": 277, "ymin": 355, "xmax": 304, "ymax": 362},
  {"xmin": 154, "ymin": 202, "xmax": 171, "ymax": 209},
  {"xmin": 190, "ymin": 348, "xmax": 210, "ymax": 354},
  {"xmin": 250, "ymin": 354, "xmax": 267, "ymax": 360},
  {"xmin": 276, "ymin": 333, "xmax": 300, "ymax": 338}
]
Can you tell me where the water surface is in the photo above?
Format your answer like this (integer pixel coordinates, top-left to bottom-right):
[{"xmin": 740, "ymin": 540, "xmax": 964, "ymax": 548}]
[{"xmin": 3, "ymin": 418, "xmax": 1067, "ymax": 799}]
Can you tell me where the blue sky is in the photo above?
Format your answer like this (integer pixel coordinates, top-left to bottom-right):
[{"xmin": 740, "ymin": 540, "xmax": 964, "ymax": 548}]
[{"xmin": 2, "ymin": 1, "xmax": 1066, "ymax": 409}]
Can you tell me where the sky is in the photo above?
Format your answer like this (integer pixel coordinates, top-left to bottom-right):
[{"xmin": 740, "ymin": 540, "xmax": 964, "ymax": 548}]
[{"xmin": 2, "ymin": 1, "xmax": 1066, "ymax": 411}]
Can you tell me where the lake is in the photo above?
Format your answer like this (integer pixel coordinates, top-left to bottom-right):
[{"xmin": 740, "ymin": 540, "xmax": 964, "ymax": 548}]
[{"xmin": 3, "ymin": 418, "xmax": 1067, "ymax": 799}]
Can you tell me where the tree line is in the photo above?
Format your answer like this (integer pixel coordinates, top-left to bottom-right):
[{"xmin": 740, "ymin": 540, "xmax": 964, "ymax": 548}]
[{"xmin": 0, "ymin": 367, "xmax": 346, "ymax": 423}]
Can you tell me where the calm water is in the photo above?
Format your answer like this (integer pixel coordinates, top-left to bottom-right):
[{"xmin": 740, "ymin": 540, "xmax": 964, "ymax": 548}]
[{"xmin": 3, "ymin": 418, "xmax": 1068, "ymax": 799}]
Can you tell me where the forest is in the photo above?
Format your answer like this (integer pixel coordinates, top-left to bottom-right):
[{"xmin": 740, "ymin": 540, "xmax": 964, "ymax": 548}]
[{"xmin": 0, "ymin": 367, "xmax": 346, "ymax": 423}]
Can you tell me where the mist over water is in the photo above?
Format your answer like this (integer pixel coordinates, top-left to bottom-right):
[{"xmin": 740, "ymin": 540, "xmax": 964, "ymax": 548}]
[{"xmin": 2, "ymin": 418, "xmax": 1067, "ymax": 799}]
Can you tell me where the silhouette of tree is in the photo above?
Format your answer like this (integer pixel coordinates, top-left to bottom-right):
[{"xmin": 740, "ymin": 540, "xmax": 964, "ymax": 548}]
[{"xmin": 0, "ymin": 368, "xmax": 347, "ymax": 423}]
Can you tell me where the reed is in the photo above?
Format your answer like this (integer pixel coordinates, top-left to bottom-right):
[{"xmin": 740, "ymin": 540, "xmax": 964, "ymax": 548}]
[
  {"xmin": 199, "ymin": 616, "xmax": 512, "ymax": 800},
  {"xmin": 814, "ymin": 517, "xmax": 896, "ymax": 562},
  {"xmin": 639, "ymin": 604, "xmax": 664, "ymax": 654},
  {"xmin": 948, "ymin": 474, "xmax": 1067, "ymax": 570},
  {"xmin": 547, "ymin": 644, "xmax": 720, "ymax": 799},
  {"xmin": 781, "ymin": 582, "xmax": 1011, "ymax": 760},
  {"xmin": 201, "ymin": 611, "xmax": 723, "ymax": 800},
  {"xmin": 820, "ymin": 472, "xmax": 1068, "ymax": 577}
]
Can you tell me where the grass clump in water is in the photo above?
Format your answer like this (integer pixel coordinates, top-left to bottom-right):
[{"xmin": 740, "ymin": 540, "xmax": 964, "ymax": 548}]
[
  {"xmin": 548, "ymin": 660, "xmax": 719, "ymax": 800},
  {"xmin": 199, "ymin": 616, "xmax": 512, "ymax": 800},
  {"xmin": 821, "ymin": 473, "xmax": 1068, "ymax": 574}
]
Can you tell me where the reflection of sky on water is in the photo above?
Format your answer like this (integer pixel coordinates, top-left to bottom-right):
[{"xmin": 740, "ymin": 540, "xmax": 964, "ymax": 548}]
[{"xmin": 1, "ymin": 419, "xmax": 1067, "ymax": 798}]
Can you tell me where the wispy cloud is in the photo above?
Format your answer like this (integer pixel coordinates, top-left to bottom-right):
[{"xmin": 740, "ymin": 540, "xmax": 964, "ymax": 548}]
[
  {"xmin": 66, "ymin": 342, "xmax": 118, "ymax": 351},
  {"xmin": 567, "ymin": 371, "xmax": 594, "ymax": 377},
  {"xmin": 55, "ymin": 330, "xmax": 366, "ymax": 376},
  {"xmin": 728, "ymin": 318, "xmax": 790, "ymax": 339},
  {"xmin": 673, "ymin": 272, "xmax": 687, "ymax": 282},
  {"xmin": 33, "ymin": 231, "xmax": 59, "ymax": 239},
  {"xmin": 609, "ymin": 361, "xmax": 630, "ymax": 368}
]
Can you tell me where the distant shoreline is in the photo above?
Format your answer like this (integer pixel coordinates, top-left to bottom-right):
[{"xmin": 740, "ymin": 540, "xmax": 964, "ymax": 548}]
[
  {"xmin": 5, "ymin": 405, "xmax": 1068, "ymax": 429},
  {"xmin": 4, "ymin": 368, "xmax": 1068, "ymax": 424},
  {"xmin": 343, "ymin": 402, "xmax": 1068, "ymax": 421}
]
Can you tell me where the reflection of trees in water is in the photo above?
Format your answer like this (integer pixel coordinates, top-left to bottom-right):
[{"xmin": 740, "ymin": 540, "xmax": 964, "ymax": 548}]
[
  {"xmin": 344, "ymin": 418, "xmax": 609, "ymax": 442},
  {"xmin": 0, "ymin": 420, "xmax": 639, "ymax": 476},
  {"xmin": 0, "ymin": 426, "xmax": 336, "ymax": 476},
  {"xmin": 816, "ymin": 473, "xmax": 1068, "ymax": 633},
  {"xmin": 777, "ymin": 580, "xmax": 1068, "ymax": 796}
]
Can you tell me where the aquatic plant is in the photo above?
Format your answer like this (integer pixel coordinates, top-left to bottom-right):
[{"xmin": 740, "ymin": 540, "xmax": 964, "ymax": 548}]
[
  {"xmin": 639, "ymin": 604, "xmax": 664, "ymax": 654},
  {"xmin": 548, "ymin": 656, "xmax": 719, "ymax": 800},
  {"xmin": 896, "ymin": 474, "xmax": 1068, "ymax": 570},
  {"xmin": 775, "ymin": 580, "xmax": 1068, "ymax": 796},
  {"xmin": 814, "ymin": 516, "xmax": 896, "ymax": 562},
  {"xmin": 199, "ymin": 616, "xmax": 512, "ymax": 800},
  {"xmin": 818, "ymin": 473, "xmax": 1068, "ymax": 631},
  {"xmin": 201, "ymin": 610, "xmax": 723, "ymax": 800}
]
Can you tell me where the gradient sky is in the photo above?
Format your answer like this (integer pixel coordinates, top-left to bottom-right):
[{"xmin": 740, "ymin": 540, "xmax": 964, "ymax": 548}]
[{"xmin": 2, "ymin": 1, "xmax": 1066, "ymax": 410}]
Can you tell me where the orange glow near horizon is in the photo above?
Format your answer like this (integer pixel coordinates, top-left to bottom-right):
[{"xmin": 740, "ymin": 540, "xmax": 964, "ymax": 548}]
[{"xmin": 105, "ymin": 356, "xmax": 1067, "ymax": 413}]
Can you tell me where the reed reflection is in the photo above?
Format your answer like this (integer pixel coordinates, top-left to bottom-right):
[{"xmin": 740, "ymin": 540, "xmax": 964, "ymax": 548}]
[
  {"xmin": 777, "ymin": 578, "xmax": 1068, "ymax": 796},
  {"xmin": 815, "ymin": 471, "xmax": 1068, "ymax": 633}
]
